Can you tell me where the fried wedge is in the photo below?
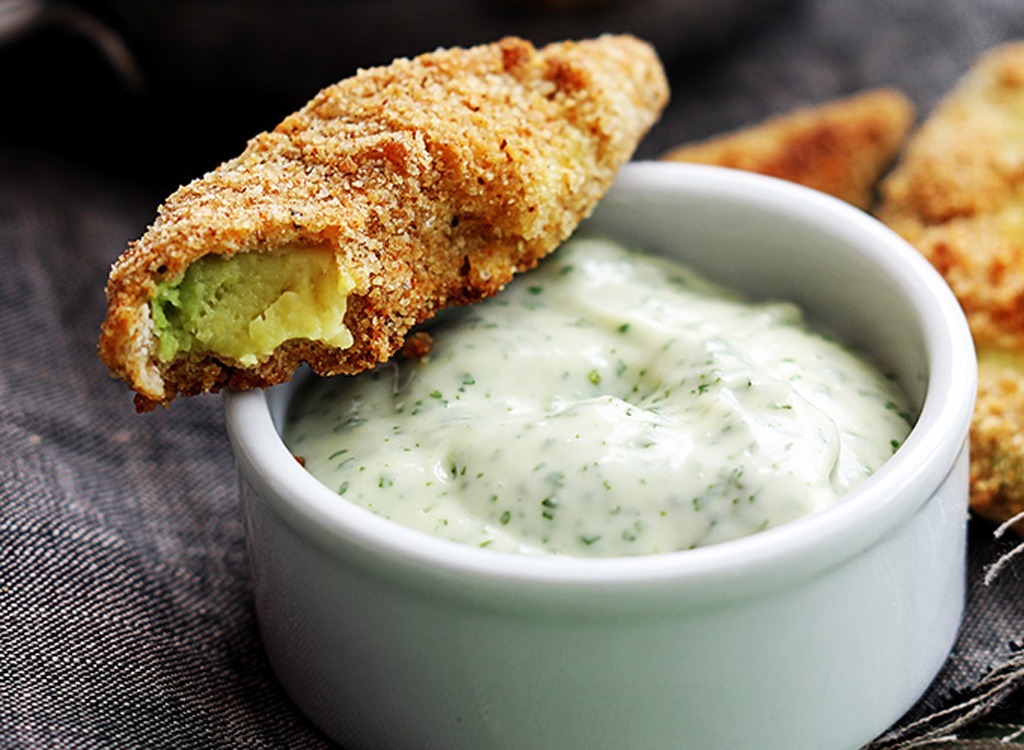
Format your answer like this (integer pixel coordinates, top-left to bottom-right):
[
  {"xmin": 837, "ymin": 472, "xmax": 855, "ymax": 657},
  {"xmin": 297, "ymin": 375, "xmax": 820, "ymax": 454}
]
[
  {"xmin": 99, "ymin": 35, "xmax": 668, "ymax": 411},
  {"xmin": 661, "ymin": 89, "xmax": 915, "ymax": 209},
  {"xmin": 876, "ymin": 42, "xmax": 1024, "ymax": 531},
  {"xmin": 971, "ymin": 359, "xmax": 1024, "ymax": 529},
  {"xmin": 877, "ymin": 43, "xmax": 1024, "ymax": 352}
]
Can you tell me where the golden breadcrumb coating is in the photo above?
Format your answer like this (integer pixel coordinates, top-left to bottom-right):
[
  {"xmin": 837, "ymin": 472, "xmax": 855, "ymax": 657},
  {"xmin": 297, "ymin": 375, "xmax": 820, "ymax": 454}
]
[
  {"xmin": 877, "ymin": 43, "xmax": 1024, "ymax": 351},
  {"xmin": 99, "ymin": 35, "xmax": 668, "ymax": 411},
  {"xmin": 877, "ymin": 42, "xmax": 1024, "ymax": 532},
  {"xmin": 660, "ymin": 89, "xmax": 915, "ymax": 209},
  {"xmin": 971, "ymin": 361, "xmax": 1024, "ymax": 532}
]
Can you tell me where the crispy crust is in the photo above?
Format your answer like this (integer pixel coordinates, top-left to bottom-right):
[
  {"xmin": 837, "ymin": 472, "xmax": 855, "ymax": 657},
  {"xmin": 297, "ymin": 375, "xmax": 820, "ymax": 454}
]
[
  {"xmin": 877, "ymin": 43, "xmax": 1024, "ymax": 351},
  {"xmin": 99, "ymin": 35, "xmax": 668, "ymax": 411},
  {"xmin": 876, "ymin": 43, "xmax": 1024, "ymax": 531},
  {"xmin": 971, "ymin": 361, "xmax": 1024, "ymax": 532},
  {"xmin": 660, "ymin": 89, "xmax": 915, "ymax": 209}
]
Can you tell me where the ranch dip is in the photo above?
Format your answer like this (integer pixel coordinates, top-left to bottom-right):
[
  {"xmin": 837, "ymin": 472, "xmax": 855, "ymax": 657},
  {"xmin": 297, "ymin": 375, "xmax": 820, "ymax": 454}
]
[{"xmin": 284, "ymin": 238, "xmax": 913, "ymax": 557}]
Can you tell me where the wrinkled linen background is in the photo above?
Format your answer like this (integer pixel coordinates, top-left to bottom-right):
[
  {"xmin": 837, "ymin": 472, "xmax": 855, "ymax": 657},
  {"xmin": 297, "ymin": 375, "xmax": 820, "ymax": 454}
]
[{"xmin": 3, "ymin": 0, "xmax": 1024, "ymax": 747}]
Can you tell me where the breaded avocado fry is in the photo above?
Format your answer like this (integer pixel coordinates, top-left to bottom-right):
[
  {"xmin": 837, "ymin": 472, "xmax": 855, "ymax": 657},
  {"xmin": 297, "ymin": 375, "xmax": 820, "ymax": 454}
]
[
  {"xmin": 99, "ymin": 35, "xmax": 668, "ymax": 411},
  {"xmin": 877, "ymin": 42, "xmax": 1024, "ymax": 532}
]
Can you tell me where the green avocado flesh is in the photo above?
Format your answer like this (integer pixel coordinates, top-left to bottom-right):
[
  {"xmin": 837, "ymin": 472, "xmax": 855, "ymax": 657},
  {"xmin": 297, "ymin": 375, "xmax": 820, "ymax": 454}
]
[{"xmin": 150, "ymin": 246, "xmax": 356, "ymax": 366}]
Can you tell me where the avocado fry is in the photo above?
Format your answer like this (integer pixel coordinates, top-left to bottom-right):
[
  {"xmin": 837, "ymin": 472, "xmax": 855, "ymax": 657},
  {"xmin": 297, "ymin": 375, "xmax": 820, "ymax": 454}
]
[
  {"xmin": 876, "ymin": 42, "xmax": 1024, "ymax": 533},
  {"xmin": 99, "ymin": 35, "xmax": 669, "ymax": 411}
]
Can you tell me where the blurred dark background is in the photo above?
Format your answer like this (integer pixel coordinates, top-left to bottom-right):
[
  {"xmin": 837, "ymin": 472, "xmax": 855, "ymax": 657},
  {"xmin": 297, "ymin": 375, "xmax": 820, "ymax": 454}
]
[
  {"xmin": 0, "ymin": 0, "xmax": 795, "ymax": 192},
  {"xmin": 8, "ymin": 0, "xmax": 1024, "ymax": 197}
]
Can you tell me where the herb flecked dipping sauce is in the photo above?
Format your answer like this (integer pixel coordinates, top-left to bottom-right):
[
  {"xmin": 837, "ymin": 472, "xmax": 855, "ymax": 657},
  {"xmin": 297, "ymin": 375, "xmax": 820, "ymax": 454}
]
[{"xmin": 283, "ymin": 238, "xmax": 914, "ymax": 557}]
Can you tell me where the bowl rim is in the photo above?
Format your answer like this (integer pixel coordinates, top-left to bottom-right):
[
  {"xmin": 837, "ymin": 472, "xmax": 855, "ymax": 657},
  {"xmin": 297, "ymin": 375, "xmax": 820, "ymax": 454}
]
[{"xmin": 224, "ymin": 161, "xmax": 976, "ymax": 596}]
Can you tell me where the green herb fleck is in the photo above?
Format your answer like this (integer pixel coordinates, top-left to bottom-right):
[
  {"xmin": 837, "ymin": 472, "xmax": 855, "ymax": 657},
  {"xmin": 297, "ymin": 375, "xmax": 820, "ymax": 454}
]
[{"xmin": 885, "ymin": 400, "xmax": 915, "ymax": 425}]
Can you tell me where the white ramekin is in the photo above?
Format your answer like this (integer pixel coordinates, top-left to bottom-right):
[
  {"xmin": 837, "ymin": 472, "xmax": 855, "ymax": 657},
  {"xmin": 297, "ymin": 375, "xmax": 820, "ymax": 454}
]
[{"xmin": 225, "ymin": 162, "xmax": 976, "ymax": 750}]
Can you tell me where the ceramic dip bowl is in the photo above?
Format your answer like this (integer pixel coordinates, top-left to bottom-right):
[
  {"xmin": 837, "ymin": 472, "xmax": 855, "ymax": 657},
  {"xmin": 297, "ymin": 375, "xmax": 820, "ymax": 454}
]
[{"xmin": 224, "ymin": 162, "xmax": 976, "ymax": 750}]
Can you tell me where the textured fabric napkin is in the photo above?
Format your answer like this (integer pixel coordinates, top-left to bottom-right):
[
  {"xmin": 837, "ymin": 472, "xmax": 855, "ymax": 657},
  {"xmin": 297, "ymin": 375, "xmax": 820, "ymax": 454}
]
[{"xmin": 3, "ymin": 0, "xmax": 1024, "ymax": 747}]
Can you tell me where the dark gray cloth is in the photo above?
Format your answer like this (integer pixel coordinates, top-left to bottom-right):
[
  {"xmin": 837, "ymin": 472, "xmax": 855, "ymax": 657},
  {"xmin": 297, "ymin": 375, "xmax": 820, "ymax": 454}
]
[{"xmin": 3, "ymin": 0, "xmax": 1024, "ymax": 747}]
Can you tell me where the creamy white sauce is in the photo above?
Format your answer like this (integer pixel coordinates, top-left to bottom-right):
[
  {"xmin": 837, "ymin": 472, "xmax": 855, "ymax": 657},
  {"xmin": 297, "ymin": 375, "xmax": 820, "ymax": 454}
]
[{"xmin": 285, "ymin": 238, "xmax": 913, "ymax": 557}]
